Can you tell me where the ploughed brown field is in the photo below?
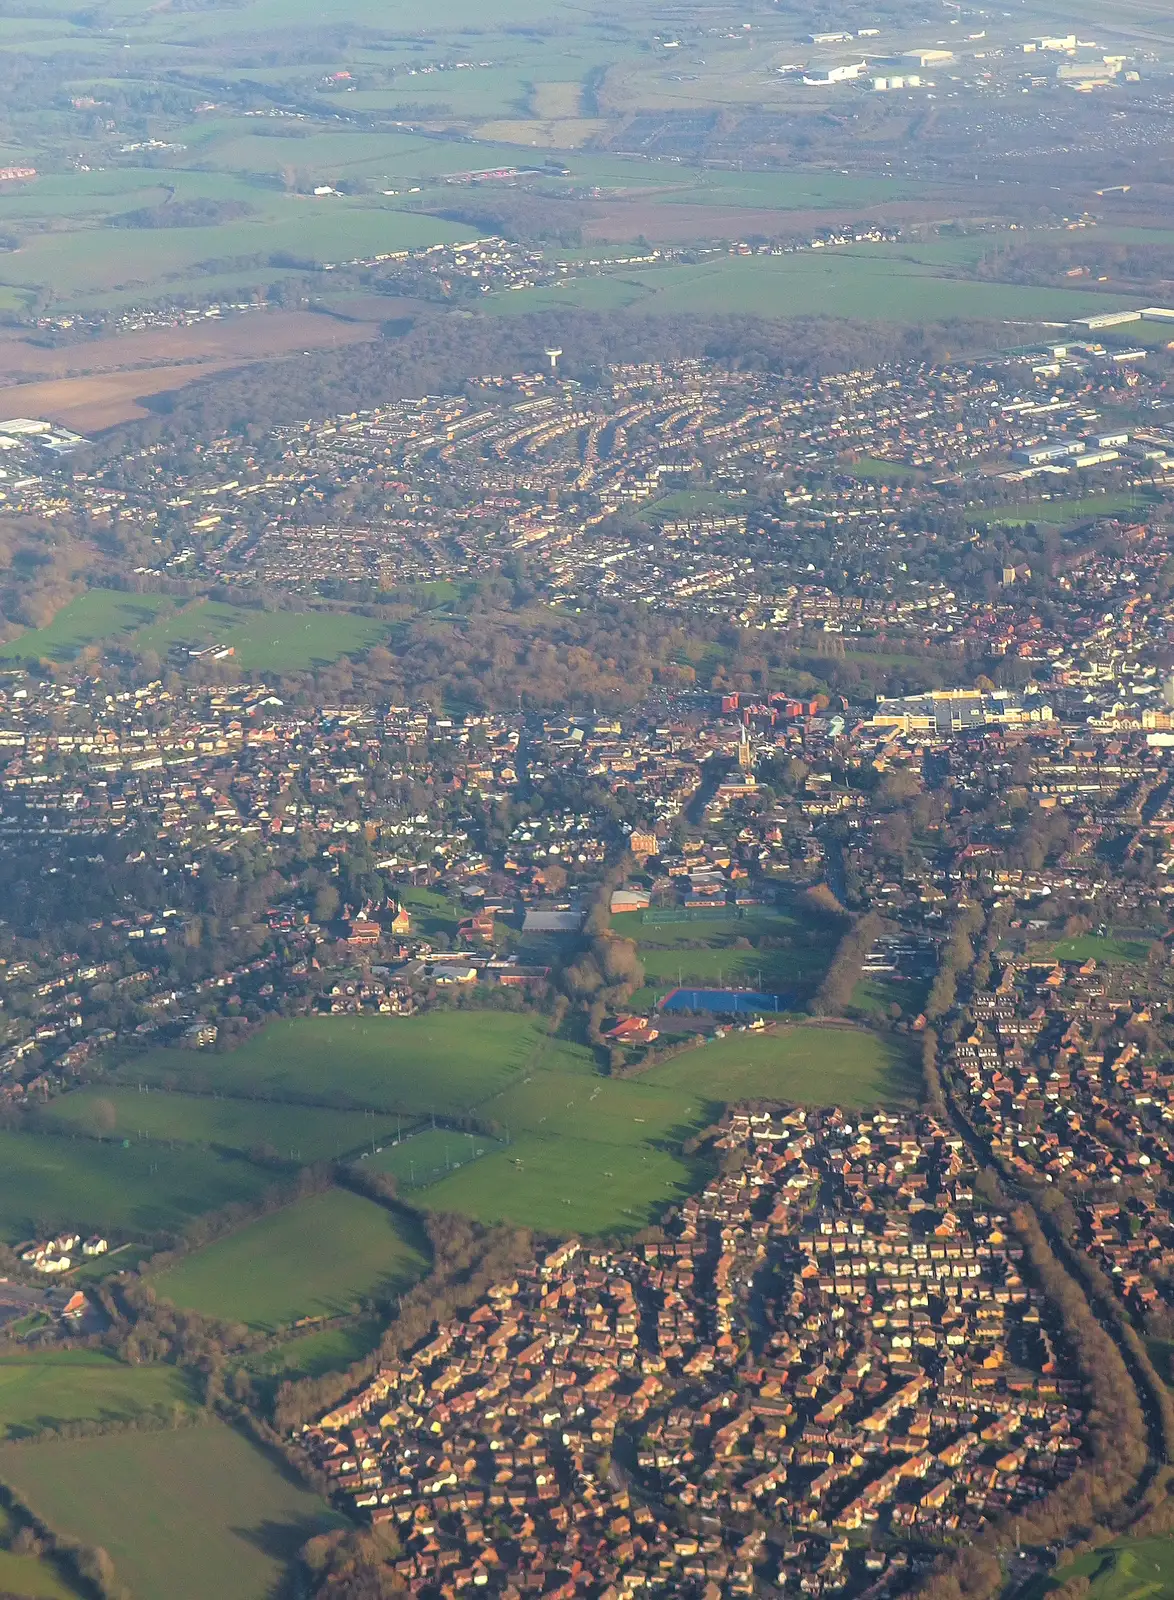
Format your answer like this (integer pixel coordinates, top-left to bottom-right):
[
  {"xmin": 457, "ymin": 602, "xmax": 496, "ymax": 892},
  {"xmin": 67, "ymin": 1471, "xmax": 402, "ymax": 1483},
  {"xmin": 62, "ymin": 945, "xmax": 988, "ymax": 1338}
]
[{"xmin": 0, "ymin": 311, "xmax": 380, "ymax": 431}]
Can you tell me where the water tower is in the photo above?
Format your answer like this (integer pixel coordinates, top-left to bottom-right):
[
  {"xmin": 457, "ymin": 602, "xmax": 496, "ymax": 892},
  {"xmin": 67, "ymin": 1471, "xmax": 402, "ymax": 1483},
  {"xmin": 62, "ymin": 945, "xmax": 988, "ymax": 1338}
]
[{"xmin": 544, "ymin": 346, "xmax": 563, "ymax": 375}]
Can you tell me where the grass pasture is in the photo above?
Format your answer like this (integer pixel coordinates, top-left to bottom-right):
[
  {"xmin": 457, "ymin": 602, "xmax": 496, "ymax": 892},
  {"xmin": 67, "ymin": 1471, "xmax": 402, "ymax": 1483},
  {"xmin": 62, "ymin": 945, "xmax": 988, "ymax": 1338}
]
[
  {"xmin": 0, "ymin": 1422, "xmax": 343, "ymax": 1600},
  {"xmin": 0, "ymin": 1350, "xmax": 196, "ymax": 1441},
  {"xmin": 0, "ymin": 1129, "xmax": 274, "ymax": 1245},
  {"xmin": 247, "ymin": 1318, "xmax": 384, "ymax": 1385},
  {"xmin": 35, "ymin": 1088, "xmax": 404, "ymax": 1164},
  {"xmin": 152, "ymin": 1187, "xmax": 429, "ymax": 1330}
]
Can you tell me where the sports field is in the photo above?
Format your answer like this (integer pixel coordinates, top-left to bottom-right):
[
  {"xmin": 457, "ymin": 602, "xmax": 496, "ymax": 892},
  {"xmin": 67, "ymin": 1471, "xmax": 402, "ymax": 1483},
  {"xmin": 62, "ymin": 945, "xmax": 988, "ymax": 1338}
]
[
  {"xmin": 0, "ymin": 1129, "xmax": 275, "ymax": 1245},
  {"xmin": 38, "ymin": 1087, "xmax": 405, "ymax": 1164},
  {"xmin": 421, "ymin": 1024, "xmax": 913, "ymax": 1233},
  {"xmin": 0, "ymin": 1422, "xmax": 343, "ymax": 1600},
  {"xmin": 0, "ymin": 589, "xmax": 172, "ymax": 662},
  {"xmin": 1049, "ymin": 934, "xmax": 1154, "ymax": 964},
  {"xmin": 0, "ymin": 1350, "xmax": 196, "ymax": 1441},
  {"xmin": 613, "ymin": 906, "xmax": 838, "ymax": 1006},
  {"xmin": 152, "ymin": 1187, "xmax": 429, "ymax": 1331},
  {"xmin": 0, "ymin": 590, "xmax": 387, "ymax": 671}
]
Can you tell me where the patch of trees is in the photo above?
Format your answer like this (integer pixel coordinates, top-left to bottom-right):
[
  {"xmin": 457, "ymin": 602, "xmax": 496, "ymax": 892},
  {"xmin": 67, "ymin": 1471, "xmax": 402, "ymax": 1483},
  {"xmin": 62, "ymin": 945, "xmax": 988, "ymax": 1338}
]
[
  {"xmin": 108, "ymin": 198, "xmax": 257, "ymax": 230},
  {"xmin": 926, "ymin": 901, "xmax": 983, "ymax": 1020}
]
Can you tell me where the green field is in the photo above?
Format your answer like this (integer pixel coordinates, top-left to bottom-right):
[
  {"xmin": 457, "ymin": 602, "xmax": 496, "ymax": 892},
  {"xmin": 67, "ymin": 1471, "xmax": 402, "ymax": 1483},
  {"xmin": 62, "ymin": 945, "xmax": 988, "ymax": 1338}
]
[
  {"xmin": 113, "ymin": 1012, "xmax": 911, "ymax": 1235},
  {"xmin": 1050, "ymin": 934, "xmax": 1154, "ymax": 964},
  {"xmin": 247, "ymin": 1318, "xmax": 384, "ymax": 1384},
  {"xmin": 37, "ymin": 1088, "xmax": 406, "ymax": 1164},
  {"xmin": 0, "ymin": 1423, "xmax": 343, "ymax": 1600},
  {"xmin": 422, "ymin": 1024, "xmax": 913, "ymax": 1233},
  {"xmin": 612, "ymin": 907, "xmax": 837, "ymax": 1004},
  {"xmin": 0, "ymin": 1128, "xmax": 276, "ymax": 1245},
  {"xmin": 365, "ymin": 1126, "xmax": 503, "ymax": 1188},
  {"xmin": 0, "ymin": 590, "xmax": 388, "ymax": 671},
  {"xmin": 0, "ymin": 1351, "xmax": 196, "ymax": 1441},
  {"xmin": 114, "ymin": 1011, "xmax": 557, "ymax": 1114},
  {"xmin": 0, "ymin": 590, "xmax": 173, "ymax": 663},
  {"xmin": 1036, "ymin": 1538, "xmax": 1174, "ymax": 1600},
  {"xmin": 980, "ymin": 490, "xmax": 1161, "ymax": 527},
  {"xmin": 153, "ymin": 1187, "xmax": 428, "ymax": 1330},
  {"xmin": 489, "ymin": 249, "xmax": 1137, "ymax": 326}
]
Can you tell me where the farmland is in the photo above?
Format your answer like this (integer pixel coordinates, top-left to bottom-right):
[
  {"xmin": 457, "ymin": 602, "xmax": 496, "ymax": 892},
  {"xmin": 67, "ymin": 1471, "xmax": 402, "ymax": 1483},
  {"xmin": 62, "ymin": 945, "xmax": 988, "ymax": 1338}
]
[
  {"xmin": 0, "ymin": 309, "xmax": 378, "ymax": 431},
  {"xmin": 0, "ymin": 1128, "xmax": 275, "ymax": 1245},
  {"xmin": 0, "ymin": 1423, "xmax": 343, "ymax": 1600},
  {"xmin": 152, "ymin": 1188, "xmax": 429, "ymax": 1331},
  {"xmin": 0, "ymin": 1350, "xmax": 196, "ymax": 1440},
  {"xmin": 0, "ymin": 590, "xmax": 388, "ymax": 670}
]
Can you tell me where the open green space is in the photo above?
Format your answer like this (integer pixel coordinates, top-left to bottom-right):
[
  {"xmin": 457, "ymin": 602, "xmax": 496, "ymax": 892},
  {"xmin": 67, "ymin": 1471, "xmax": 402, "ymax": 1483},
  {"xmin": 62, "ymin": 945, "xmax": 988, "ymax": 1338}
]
[
  {"xmin": 113, "ymin": 1010, "xmax": 911, "ymax": 1235},
  {"xmin": 35, "ymin": 1088, "xmax": 404, "ymax": 1164},
  {"xmin": 0, "ymin": 1422, "xmax": 343, "ymax": 1600},
  {"xmin": 0, "ymin": 1128, "xmax": 274, "ymax": 1245},
  {"xmin": 646, "ymin": 489, "xmax": 747, "ymax": 517},
  {"xmin": 0, "ymin": 589, "xmax": 172, "ymax": 663},
  {"xmin": 1050, "ymin": 933, "xmax": 1154, "ymax": 964},
  {"xmin": 365, "ymin": 1126, "xmax": 503, "ymax": 1188},
  {"xmin": 1034, "ymin": 1537, "xmax": 1174, "ymax": 1600},
  {"xmin": 613, "ymin": 906, "xmax": 837, "ymax": 1004},
  {"xmin": 0, "ymin": 1350, "xmax": 197, "ymax": 1441},
  {"xmin": 489, "ymin": 249, "xmax": 1137, "ymax": 325},
  {"xmin": 0, "ymin": 590, "xmax": 388, "ymax": 671},
  {"xmin": 0, "ymin": 198, "xmax": 476, "ymax": 305},
  {"xmin": 421, "ymin": 1023, "xmax": 913, "ymax": 1233},
  {"xmin": 113, "ymin": 1011, "xmax": 559, "ymax": 1115},
  {"xmin": 154, "ymin": 1186, "xmax": 428, "ymax": 1330}
]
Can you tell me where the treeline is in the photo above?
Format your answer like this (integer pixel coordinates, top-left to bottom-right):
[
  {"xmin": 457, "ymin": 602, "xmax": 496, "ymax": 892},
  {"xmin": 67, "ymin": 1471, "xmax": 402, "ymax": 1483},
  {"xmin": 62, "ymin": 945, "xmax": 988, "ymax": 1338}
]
[
  {"xmin": 0, "ymin": 1479, "xmax": 125, "ymax": 1600},
  {"xmin": 810, "ymin": 910, "xmax": 883, "ymax": 1017},
  {"xmin": 925, "ymin": 901, "xmax": 984, "ymax": 1020}
]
